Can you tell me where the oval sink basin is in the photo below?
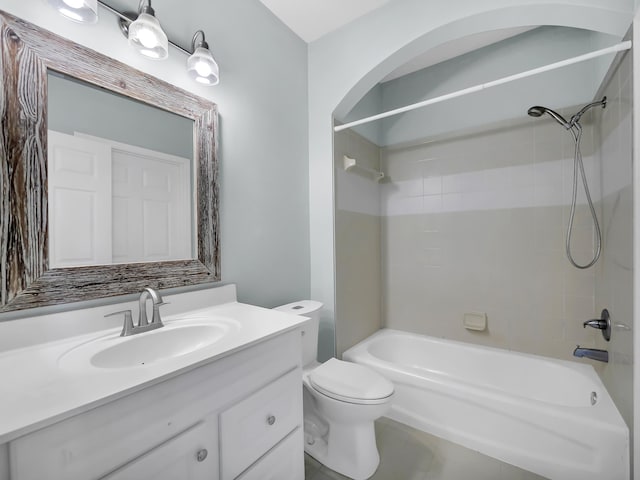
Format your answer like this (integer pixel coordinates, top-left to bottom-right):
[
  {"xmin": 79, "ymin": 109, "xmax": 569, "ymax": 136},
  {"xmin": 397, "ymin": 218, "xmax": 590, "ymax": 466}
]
[
  {"xmin": 59, "ymin": 318, "xmax": 238, "ymax": 370},
  {"xmin": 91, "ymin": 324, "xmax": 226, "ymax": 368}
]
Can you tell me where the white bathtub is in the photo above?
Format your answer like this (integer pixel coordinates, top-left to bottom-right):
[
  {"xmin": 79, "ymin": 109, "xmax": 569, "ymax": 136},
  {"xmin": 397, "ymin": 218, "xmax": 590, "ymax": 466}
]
[{"xmin": 343, "ymin": 329, "xmax": 629, "ymax": 480}]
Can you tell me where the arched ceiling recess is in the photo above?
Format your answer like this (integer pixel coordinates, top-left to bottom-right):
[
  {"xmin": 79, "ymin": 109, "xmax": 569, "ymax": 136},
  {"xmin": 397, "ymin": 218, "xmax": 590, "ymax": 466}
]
[
  {"xmin": 339, "ymin": 25, "xmax": 623, "ymax": 146},
  {"xmin": 330, "ymin": 3, "xmax": 634, "ymax": 122}
]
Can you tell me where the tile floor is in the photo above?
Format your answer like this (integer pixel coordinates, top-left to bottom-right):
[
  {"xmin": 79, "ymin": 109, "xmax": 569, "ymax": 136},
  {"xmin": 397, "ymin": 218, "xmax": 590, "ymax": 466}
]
[{"xmin": 304, "ymin": 417, "xmax": 548, "ymax": 480}]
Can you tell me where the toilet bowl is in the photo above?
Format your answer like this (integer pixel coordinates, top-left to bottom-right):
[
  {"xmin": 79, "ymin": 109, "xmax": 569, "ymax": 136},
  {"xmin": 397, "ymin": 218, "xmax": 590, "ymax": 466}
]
[{"xmin": 275, "ymin": 301, "xmax": 394, "ymax": 480}]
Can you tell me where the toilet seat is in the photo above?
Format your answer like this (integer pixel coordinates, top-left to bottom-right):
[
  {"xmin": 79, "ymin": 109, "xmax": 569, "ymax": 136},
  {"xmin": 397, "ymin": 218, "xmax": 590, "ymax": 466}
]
[{"xmin": 308, "ymin": 358, "xmax": 394, "ymax": 405}]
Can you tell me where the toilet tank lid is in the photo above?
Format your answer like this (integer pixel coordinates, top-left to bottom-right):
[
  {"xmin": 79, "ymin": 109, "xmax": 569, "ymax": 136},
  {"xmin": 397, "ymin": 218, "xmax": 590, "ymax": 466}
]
[
  {"xmin": 309, "ymin": 358, "xmax": 394, "ymax": 401},
  {"xmin": 274, "ymin": 300, "xmax": 323, "ymax": 315}
]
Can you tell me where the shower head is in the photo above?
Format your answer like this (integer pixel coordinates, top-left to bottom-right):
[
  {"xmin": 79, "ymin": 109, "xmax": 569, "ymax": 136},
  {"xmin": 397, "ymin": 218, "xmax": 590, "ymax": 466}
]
[
  {"xmin": 527, "ymin": 106, "xmax": 570, "ymax": 128},
  {"xmin": 527, "ymin": 106, "xmax": 545, "ymax": 117}
]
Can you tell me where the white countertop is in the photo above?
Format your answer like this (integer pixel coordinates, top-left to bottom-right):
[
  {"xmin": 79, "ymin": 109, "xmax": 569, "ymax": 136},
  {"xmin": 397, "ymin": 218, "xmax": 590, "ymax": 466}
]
[{"xmin": 0, "ymin": 301, "xmax": 308, "ymax": 444}]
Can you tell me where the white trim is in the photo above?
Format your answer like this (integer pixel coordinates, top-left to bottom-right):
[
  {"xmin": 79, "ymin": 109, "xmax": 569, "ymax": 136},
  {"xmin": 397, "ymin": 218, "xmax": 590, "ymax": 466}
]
[
  {"xmin": 74, "ymin": 132, "xmax": 192, "ymax": 169},
  {"xmin": 334, "ymin": 41, "xmax": 632, "ymax": 133}
]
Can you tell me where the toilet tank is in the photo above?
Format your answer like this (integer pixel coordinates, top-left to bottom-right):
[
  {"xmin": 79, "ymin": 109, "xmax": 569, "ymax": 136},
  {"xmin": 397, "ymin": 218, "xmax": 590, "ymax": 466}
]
[{"xmin": 274, "ymin": 300, "xmax": 323, "ymax": 366}]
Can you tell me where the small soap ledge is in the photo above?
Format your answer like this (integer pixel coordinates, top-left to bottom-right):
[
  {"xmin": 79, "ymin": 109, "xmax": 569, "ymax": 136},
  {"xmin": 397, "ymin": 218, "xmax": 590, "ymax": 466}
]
[{"xmin": 464, "ymin": 312, "xmax": 487, "ymax": 331}]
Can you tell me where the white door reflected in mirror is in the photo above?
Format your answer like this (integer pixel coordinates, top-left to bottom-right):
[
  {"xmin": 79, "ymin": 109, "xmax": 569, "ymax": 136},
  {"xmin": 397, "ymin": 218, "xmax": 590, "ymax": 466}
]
[{"xmin": 48, "ymin": 131, "xmax": 192, "ymax": 268}]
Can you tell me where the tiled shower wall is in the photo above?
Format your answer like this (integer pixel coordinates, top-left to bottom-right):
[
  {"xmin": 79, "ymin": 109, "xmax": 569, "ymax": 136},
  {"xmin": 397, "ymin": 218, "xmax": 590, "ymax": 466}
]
[
  {"xmin": 380, "ymin": 114, "xmax": 603, "ymax": 360},
  {"xmin": 334, "ymin": 130, "xmax": 383, "ymax": 357},
  {"xmin": 593, "ymin": 51, "xmax": 634, "ymax": 432}
]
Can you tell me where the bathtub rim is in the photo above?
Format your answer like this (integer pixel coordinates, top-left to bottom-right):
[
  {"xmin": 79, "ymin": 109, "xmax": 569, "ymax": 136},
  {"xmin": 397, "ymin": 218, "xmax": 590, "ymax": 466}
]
[{"xmin": 343, "ymin": 328, "xmax": 628, "ymax": 423}]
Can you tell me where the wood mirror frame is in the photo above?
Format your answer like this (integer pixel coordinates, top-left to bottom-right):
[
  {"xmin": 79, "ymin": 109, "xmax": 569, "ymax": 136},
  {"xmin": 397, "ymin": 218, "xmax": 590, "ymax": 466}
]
[{"xmin": 0, "ymin": 10, "xmax": 220, "ymax": 313}]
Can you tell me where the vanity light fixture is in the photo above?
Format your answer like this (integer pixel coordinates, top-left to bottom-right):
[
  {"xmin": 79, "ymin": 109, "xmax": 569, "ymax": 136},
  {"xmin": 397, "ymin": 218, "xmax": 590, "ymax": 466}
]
[
  {"xmin": 47, "ymin": 0, "xmax": 98, "ymax": 23},
  {"xmin": 126, "ymin": 0, "xmax": 168, "ymax": 60},
  {"xmin": 187, "ymin": 30, "xmax": 220, "ymax": 86},
  {"xmin": 46, "ymin": 0, "xmax": 221, "ymax": 85}
]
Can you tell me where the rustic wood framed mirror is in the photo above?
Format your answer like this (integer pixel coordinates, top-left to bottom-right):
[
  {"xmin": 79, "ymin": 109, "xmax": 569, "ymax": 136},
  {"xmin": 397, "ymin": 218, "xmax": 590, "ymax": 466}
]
[{"xmin": 0, "ymin": 10, "xmax": 220, "ymax": 313}]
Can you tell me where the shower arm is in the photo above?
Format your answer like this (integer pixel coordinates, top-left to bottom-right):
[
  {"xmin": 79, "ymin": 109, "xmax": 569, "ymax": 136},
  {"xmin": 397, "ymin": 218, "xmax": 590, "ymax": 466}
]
[{"xmin": 570, "ymin": 98, "xmax": 607, "ymax": 126}]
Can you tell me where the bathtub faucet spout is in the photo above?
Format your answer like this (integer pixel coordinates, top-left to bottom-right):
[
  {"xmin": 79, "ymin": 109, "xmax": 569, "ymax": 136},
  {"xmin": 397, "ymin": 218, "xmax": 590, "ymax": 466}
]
[{"xmin": 573, "ymin": 346, "xmax": 608, "ymax": 363}]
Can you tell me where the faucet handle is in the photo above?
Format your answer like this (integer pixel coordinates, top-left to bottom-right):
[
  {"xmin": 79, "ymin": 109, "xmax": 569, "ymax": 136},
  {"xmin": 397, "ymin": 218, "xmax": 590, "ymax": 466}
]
[
  {"xmin": 151, "ymin": 301, "xmax": 170, "ymax": 325},
  {"xmin": 105, "ymin": 309, "xmax": 134, "ymax": 337},
  {"xmin": 582, "ymin": 309, "xmax": 611, "ymax": 342},
  {"xmin": 583, "ymin": 319, "xmax": 607, "ymax": 329},
  {"xmin": 105, "ymin": 309, "xmax": 132, "ymax": 319}
]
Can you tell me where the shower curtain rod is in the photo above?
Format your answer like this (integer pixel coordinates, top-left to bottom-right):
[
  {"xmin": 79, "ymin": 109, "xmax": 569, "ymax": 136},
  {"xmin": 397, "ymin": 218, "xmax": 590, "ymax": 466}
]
[{"xmin": 334, "ymin": 41, "xmax": 632, "ymax": 133}]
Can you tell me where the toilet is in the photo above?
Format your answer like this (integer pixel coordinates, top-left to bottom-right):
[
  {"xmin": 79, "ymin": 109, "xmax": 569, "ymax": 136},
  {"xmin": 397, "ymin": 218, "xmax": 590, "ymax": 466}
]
[{"xmin": 275, "ymin": 301, "xmax": 394, "ymax": 480}]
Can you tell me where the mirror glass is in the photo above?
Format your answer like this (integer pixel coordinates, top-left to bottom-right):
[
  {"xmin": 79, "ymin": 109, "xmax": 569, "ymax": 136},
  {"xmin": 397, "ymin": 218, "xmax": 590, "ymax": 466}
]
[{"xmin": 47, "ymin": 72, "xmax": 196, "ymax": 268}]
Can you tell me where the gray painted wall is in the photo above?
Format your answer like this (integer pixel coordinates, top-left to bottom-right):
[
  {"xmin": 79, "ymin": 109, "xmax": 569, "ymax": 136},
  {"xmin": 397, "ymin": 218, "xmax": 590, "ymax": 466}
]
[
  {"xmin": 0, "ymin": 0, "xmax": 310, "ymax": 318},
  {"xmin": 48, "ymin": 72, "xmax": 193, "ymax": 159}
]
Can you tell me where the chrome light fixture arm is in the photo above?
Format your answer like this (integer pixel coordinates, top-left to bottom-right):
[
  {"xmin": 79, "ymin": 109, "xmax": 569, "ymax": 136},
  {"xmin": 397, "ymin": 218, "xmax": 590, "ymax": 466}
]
[{"xmin": 192, "ymin": 30, "xmax": 208, "ymax": 51}]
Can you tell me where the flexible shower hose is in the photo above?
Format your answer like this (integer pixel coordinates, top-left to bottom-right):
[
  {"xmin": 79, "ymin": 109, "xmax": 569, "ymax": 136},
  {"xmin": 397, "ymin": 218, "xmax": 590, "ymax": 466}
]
[{"xmin": 565, "ymin": 123, "xmax": 601, "ymax": 269}]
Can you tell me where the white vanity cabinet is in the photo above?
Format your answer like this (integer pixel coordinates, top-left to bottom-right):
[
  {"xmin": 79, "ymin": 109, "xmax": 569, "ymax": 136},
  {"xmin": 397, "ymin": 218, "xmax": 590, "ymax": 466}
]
[
  {"xmin": 102, "ymin": 419, "xmax": 218, "ymax": 480},
  {"xmin": 236, "ymin": 429, "xmax": 304, "ymax": 480},
  {"xmin": 219, "ymin": 368, "xmax": 302, "ymax": 479},
  {"xmin": 6, "ymin": 330, "xmax": 304, "ymax": 480}
]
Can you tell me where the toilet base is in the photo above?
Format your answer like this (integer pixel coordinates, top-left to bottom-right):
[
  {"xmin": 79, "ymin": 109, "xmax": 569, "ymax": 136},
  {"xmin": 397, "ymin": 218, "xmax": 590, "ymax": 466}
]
[{"xmin": 304, "ymin": 421, "xmax": 380, "ymax": 480}]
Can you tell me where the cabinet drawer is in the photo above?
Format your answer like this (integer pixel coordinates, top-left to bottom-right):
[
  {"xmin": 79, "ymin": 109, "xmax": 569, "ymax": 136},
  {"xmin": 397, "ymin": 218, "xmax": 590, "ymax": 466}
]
[
  {"xmin": 220, "ymin": 368, "xmax": 302, "ymax": 480},
  {"xmin": 101, "ymin": 419, "xmax": 218, "ymax": 480},
  {"xmin": 237, "ymin": 428, "xmax": 303, "ymax": 480}
]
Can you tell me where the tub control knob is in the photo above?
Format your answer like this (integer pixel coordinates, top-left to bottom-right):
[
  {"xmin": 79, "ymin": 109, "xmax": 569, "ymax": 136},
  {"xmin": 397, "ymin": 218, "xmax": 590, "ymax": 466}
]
[
  {"xmin": 267, "ymin": 415, "xmax": 276, "ymax": 426},
  {"xmin": 196, "ymin": 449, "xmax": 208, "ymax": 462},
  {"xmin": 583, "ymin": 309, "xmax": 611, "ymax": 341}
]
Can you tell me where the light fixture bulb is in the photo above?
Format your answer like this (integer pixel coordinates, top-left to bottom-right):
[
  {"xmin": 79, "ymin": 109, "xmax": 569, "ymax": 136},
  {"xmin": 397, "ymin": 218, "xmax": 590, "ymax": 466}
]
[
  {"xmin": 47, "ymin": 0, "xmax": 98, "ymax": 23},
  {"xmin": 187, "ymin": 39, "xmax": 219, "ymax": 86},
  {"xmin": 194, "ymin": 59, "xmax": 213, "ymax": 77},
  {"xmin": 136, "ymin": 25, "xmax": 160, "ymax": 49},
  {"xmin": 128, "ymin": 7, "xmax": 168, "ymax": 60}
]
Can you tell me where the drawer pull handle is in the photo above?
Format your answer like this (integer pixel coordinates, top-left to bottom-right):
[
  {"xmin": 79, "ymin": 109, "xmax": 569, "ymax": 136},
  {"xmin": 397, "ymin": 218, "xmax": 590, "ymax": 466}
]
[
  {"xmin": 267, "ymin": 415, "xmax": 276, "ymax": 426},
  {"xmin": 196, "ymin": 449, "xmax": 208, "ymax": 462}
]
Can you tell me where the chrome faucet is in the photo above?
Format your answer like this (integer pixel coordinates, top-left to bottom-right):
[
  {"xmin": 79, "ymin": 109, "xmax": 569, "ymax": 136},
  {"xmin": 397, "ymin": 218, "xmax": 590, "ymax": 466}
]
[
  {"xmin": 573, "ymin": 346, "xmax": 609, "ymax": 363},
  {"xmin": 138, "ymin": 287, "xmax": 165, "ymax": 328},
  {"xmin": 105, "ymin": 287, "xmax": 167, "ymax": 337}
]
